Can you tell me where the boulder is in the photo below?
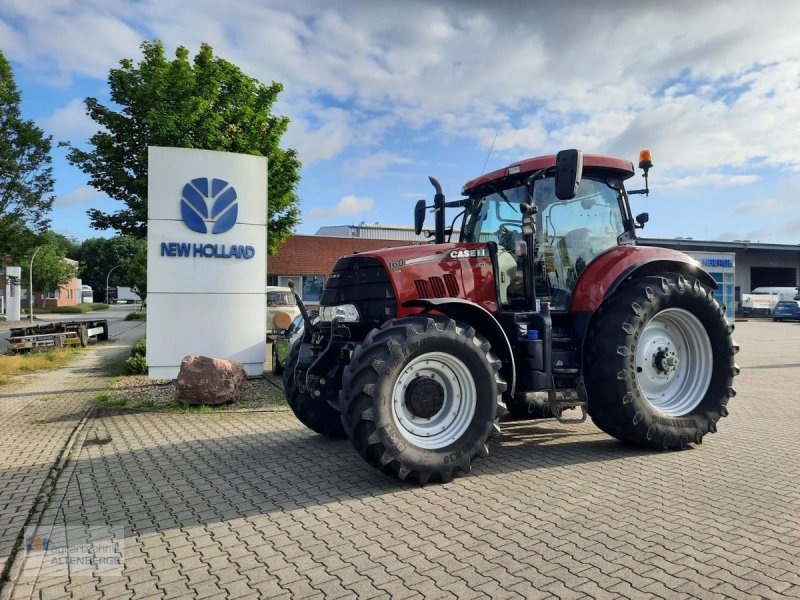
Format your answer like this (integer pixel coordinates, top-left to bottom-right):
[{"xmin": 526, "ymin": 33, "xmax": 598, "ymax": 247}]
[{"xmin": 176, "ymin": 355, "xmax": 247, "ymax": 405}]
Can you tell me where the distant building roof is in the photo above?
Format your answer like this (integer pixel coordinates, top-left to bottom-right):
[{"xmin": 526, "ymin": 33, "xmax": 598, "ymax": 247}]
[
  {"xmin": 315, "ymin": 222, "xmax": 459, "ymax": 242},
  {"xmin": 639, "ymin": 238, "xmax": 800, "ymax": 254},
  {"xmin": 269, "ymin": 235, "xmax": 419, "ymax": 276}
]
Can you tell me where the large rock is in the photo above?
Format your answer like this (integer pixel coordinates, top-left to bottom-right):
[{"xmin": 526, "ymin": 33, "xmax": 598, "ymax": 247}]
[{"xmin": 176, "ymin": 355, "xmax": 247, "ymax": 405}]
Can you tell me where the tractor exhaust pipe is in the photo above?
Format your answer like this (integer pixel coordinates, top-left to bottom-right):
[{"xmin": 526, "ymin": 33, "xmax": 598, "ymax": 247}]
[{"xmin": 429, "ymin": 176, "xmax": 446, "ymax": 244}]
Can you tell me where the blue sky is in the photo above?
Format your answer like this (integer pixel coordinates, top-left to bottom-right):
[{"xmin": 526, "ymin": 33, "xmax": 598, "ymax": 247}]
[{"xmin": 3, "ymin": 0, "xmax": 800, "ymax": 244}]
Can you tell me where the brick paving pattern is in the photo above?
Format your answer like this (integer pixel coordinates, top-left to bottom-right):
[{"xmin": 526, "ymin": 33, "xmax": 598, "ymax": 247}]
[
  {"xmin": 0, "ymin": 324, "xmax": 144, "ymax": 587},
  {"xmin": 3, "ymin": 320, "xmax": 800, "ymax": 598}
]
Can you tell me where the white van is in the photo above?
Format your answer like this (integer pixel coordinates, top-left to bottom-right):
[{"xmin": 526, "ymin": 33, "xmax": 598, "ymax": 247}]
[
  {"xmin": 266, "ymin": 286, "xmax": 301, "ymax": 337},
  {"xmin": 742, "ymin": 286, "xmax": 800, "ymax": 315}
]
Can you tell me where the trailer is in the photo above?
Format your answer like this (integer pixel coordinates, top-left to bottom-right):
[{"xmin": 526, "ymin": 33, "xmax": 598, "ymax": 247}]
[{"xmin": 7, "ymin": 320, "xmax": 109, "ymax": 352}]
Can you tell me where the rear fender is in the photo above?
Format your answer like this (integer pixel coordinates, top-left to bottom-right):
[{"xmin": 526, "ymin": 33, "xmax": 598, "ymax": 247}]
[
  {"xmin": 403, "ymin": 298, "xmax": 515, "ymax": 395},
  {"xmin": 570, "ymin": 246, "xmax": 718, "ymax": 367}
]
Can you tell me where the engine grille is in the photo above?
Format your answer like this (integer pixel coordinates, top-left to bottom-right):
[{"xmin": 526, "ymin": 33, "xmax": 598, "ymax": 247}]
[{"xmin": 414, "ymin": 274, "xmax": 460, "ymax": 298}]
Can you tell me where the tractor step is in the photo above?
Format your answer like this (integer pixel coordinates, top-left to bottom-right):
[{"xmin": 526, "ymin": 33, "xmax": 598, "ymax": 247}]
[
  {"xmin": 553, "ymin": 367, "xmax": 579, "ymax": 375},
  {"xmin": 547, "ymin": 375, "xmax": 589, "ymax": 424}
]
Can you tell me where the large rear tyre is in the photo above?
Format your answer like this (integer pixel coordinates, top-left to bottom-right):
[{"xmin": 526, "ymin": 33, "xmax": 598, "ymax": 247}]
[
  {"xmin": 340, "ymin": 316, "xmax": 506, "ymax": 484},
  {"xmin": 282, "ymin": 341, "xmax": 346, "ymax": 439},
  {"xmin": 271, "ymin": 341, "xmax": 284, "ymax": 376},
  {"xmin": 585, "ymin": 274, "xmax": 739, "ymax": 449}
]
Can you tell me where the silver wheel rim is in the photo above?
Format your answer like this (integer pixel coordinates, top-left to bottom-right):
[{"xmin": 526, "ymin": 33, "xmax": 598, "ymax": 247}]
[
  {"xmin": 391, "ymin": 352, "xmax": 477, "ymax": 450},
  {"xmin": 635, "ymin": 308, "xmax": 712, "ymax": 416}
]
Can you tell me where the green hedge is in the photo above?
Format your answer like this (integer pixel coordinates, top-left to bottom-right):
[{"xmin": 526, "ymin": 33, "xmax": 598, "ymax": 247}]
[
  {"xmin": 28, "ymin": 303, "xmax": 109, "ymax": 314},
  {"xmin": 125, "ymin": 339, "xmax": 147, "ymax": 374}
]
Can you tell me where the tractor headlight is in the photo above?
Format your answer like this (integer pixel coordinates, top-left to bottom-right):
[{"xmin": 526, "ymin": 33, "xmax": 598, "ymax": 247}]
[{"xmin": 320, "ymin": 304, "xmax": 361, "ymax": 323}]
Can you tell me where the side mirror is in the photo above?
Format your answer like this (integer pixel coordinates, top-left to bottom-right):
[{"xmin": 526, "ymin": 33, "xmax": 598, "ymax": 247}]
[
  {"xmin": 555, "ymin": 149, "xmax": 583, "ymax": 200},
  {"xmin": 635, "ymin": 212, "xmax": 650, "ymax": 229},
  {"xmin": 414, "ymin": 199, "xmax": 426, "ymax": 235}
]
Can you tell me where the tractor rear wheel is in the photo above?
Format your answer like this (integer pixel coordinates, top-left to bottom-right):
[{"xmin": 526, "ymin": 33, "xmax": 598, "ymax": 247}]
[
  {"xmin": 282, "ymin": 341, "xmax": 346, "ymax": 439},
  {"xmin": 585, "ymin": 274, "xmax": 738, "ymax": 449},
  {"xmin": 340, "ymin": 315, "xmax": 506, "ymax": 484}
]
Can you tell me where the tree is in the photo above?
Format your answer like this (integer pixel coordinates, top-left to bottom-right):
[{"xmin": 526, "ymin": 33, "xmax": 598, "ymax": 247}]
[
  {"xmin": 75, "ymin": 235, "xmax": 144, "ymax": 293},
  {"xmin": 67, "ymin": 40, "xmax": 301, "ymax": 253},
  {"xmin": 0, "ymin": 50, "xmax": 56, "ymax": 257},
  {"xmin": 126, "ymin": 245, "xmax": 147, "ymax": 305},
  {"xmin": 22, "ymin": 244, "xmax": 76, "ymax": 307}
]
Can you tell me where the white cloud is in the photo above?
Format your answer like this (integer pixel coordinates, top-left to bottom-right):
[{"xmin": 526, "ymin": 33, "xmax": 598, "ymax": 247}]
[
  {"xmin": 664, "ymin": 173, "xmax": 760, "ymax": 191},
  {"xmin": 307, "ymin": 195, "xmax": 374, "ymax": 221},
  {"xmin": 343, "ymin": 152, "xmax": 413, "ymax": 180},
  {"xmin": 53, "ymin": 186, "xmax": 102, "ymax": 208},
  {"xmin": 39, "ymin": 98, "xmax": 99, "ymax": 142},
  {"xmin": 734, "ymin": 200, "xmax": 783, "ymax": 215}
]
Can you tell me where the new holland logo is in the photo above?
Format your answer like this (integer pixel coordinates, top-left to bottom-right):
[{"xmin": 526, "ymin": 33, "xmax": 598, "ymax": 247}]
[{"xmin": 180, "ymin": 177, "xmax": 238, "ymax": 234}]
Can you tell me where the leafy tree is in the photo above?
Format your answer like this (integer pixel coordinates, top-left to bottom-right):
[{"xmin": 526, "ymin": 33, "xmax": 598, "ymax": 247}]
[
  {"xmin": 67, "ymin": 40, "xmax": 301, "ymax": 253},
  {"xmin": 125, "ymin": 244, "xmax": 147, "ymax": 305},
  {"xmin": 75, "ymin": 235, "xmax": 144, "ymax": 293},
  {"xmin": 21, "ymin": 244, "xmax": 76, "ymax": 307},
  {"xmin": 0, "ymin": 50, "xmax": 56, "ymax": 256}
]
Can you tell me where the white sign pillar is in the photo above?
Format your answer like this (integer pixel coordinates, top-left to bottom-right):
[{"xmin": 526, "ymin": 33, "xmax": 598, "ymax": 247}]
[
  {"xmin": 146, "ymin": 147, "xmax": 267, "ymax": 379},
  {"xmin": 5, "ymin": 266, "xmax": 22, "ymax": 321}
]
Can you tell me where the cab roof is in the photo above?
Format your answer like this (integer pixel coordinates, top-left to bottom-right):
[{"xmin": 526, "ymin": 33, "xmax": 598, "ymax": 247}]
[{"xmin": 462, "ymin": 153, "xmax": 636, "ymax": 195}]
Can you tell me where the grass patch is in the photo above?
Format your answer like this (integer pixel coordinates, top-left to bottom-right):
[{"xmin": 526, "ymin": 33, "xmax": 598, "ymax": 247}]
[
  {"xmin": 124, "ymin": 311, "xmax": 147, "ymax": 321},
  {"xmin": 0, "ymin": 347, "xmax": 81, "ymax": 383},
  {"xmin": 28, "ymin": 303, "xmax": 109, "ymax": 314}
]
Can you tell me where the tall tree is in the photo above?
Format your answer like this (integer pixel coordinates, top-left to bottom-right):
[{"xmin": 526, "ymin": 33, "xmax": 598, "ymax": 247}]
[
  {"xmin": 67, "ymin": 40, "xmax": 301, "ymax": 253},
  {"xmin": 0, "ymin": 50, "xmax": 56, "ymax": 256},
  {"xmin": 75, "ymin": 235, "xmax": 144, "ymax": 293}
]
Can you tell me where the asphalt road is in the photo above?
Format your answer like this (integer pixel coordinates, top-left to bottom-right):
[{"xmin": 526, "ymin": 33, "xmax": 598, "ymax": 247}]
[{"xmin": 0, "ymin": 304, "xmax": 144, "ymax": 351}]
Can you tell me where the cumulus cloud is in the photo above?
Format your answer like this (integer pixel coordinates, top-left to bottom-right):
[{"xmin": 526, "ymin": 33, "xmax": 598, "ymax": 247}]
[
  {"xmin": 53, "ymin": 186, "xmax": 103, "ymax": 208},
  {"xmin": 343, "ymin": 152, "xmax": 414, "ymax": 180},
  {"xmin": 39, "ymin": 98, "xmax": 99, "ymax": 142},
  {"xmin": 734, "ymin": 200, "xmax": 784, "ymax": 215},
  {"xmin": 307, "ymin": 195, "xmax": 374, "ymax": 221},
  {"xmin": 4, "ymin": 0, "xmax": 800, "ymax": 207}
]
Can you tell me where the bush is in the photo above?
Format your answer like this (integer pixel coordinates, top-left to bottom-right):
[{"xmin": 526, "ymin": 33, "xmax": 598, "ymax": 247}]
[
  {"xmin": 124, "ymin": 354, "xmax": 147, "ymax": 375},
  {"xmin": 124, "ymin": 339, "xmax": 147, "ymax": 374},
  {"xmin": 124, "ymin": 311, "xmax": 147, "ymax": 321},
  {"xmin": 131, "ymin": 339, "xmax": 146, "ymax": 357}
]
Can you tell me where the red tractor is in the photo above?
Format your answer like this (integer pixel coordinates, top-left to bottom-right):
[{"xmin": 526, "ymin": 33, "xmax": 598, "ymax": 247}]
[{"xmin": 283, "ymin": 149, "xmax": 739, "ymax": 483}]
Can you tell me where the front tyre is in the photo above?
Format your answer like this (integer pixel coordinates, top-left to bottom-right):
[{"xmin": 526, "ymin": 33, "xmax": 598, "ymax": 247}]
[
  {"xmin": 585, "ymin": 274, "xmax": 739, "ymax": 449},
  {"xmin": 340, "ymin": 316, "xmax": 507, "ymax": 484},
  {"xmin": 282, "ymin": 341, "xmax": 346, "ymax": 439}
]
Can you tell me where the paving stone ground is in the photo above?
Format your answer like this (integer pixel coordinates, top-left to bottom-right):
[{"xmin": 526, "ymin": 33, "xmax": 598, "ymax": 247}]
[
  {"xmin": 3, "ymin": 319, "xmax": 800, "ymax": 599},
  {"xmin": 0, "ymin": 322, "xmax": 145, "ymax": 590}
]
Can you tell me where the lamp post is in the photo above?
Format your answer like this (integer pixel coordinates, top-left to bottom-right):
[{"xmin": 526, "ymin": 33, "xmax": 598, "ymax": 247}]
[
  {"xmin": 29, "ymin": 246, "xmax": 42, "ymax": 322},
  {"xmin": 106, "ymin": 265, "xmax": 122, "ymax": 305}
]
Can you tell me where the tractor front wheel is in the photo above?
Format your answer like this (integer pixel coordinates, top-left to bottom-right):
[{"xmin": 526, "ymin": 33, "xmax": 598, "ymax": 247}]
[
  {"xmin": 340, "ymin": 316, "xmax": 506, "ymax": 484},
  {"xmin": 283, "ymin": 341, "xmax": 346, "ymax": 439},
  {"xmin": 585, "ymin": 274, "xmax": 738, "ymax": 449}
]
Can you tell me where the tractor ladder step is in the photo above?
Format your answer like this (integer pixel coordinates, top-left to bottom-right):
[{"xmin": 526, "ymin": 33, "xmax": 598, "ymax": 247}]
[{"xmin": 547, "ymin": 375, "xmax": 589, "ymax": 424}]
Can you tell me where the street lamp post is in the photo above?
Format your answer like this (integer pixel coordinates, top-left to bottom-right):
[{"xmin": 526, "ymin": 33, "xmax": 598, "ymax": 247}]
[
  {"xmin": 106, "ymin": 265, "xmax": 122, "ymax": 305},
  {"xmin": 29, "ymin": 246, "xmax": 42, "ymax": 322}
]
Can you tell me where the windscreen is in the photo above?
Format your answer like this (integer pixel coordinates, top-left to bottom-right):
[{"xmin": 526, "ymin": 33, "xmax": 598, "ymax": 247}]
[{"xmin": 461, "ymin": 176, "xmax": 626, "ymax": 309}]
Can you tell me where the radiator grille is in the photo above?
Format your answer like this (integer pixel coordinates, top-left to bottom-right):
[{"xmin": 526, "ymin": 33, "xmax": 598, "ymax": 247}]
[{"xmin": 414, "ymin": 275, "xmax": 460, "ymax": 298}]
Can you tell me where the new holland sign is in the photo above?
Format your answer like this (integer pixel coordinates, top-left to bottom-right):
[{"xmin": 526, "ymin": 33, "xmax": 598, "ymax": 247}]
[{"xmin": 146, "ymin": 147, "xmax": 267, "ymax": 379}]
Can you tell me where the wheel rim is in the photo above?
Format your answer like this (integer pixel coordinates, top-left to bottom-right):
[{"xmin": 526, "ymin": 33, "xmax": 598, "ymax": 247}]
[
  {"xmin": 635, "ymin": 308, "xmax": 712, "ymax": 416},
  {"xmin": 391, "ymin": 352, "xmax": 477, "ymax": 450}
]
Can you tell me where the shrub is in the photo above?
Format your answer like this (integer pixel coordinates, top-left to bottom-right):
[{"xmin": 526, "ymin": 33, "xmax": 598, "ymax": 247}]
[
  {"xmin": 124, "ymin": 354, "xmax": 147, "ymax": 375},
  {"xmin": 124, "ymin": 311, "xmax": 147, "ymax": 321},
  {"xmin": 130, "ymin": 339, "xmax": 146, "ymax": 357},
  {"xmin": 124, "ymin": 339, "xmax": 147, "ymax": 374}
]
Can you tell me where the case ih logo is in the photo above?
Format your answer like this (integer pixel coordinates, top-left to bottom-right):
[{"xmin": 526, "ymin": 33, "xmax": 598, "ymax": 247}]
[
  {"xmin": 449, "ymin": 248, "xmax": 488, "ymax": 259},
  {"xmin": 180, "ymin": 177, "xmax": 238, "ymax": 234}
]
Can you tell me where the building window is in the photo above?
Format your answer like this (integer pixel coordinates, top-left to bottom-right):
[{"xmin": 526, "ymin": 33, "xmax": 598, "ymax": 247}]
[
  {"xmin": 266, "ymin": 274, "xmax": 278, "ymax": 286},
  {"xmin": 46, "ymin": 290, "xmax": 59, "ymax": 299},
  {"xmin": 302, "ymin": 275, "xmax": 325, "ymax": 303}
]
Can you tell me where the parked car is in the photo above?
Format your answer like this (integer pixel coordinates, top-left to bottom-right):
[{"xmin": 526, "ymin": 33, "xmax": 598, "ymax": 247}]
[
  {"xmin": 271, "ymin": 312, "xmax": 318, "ymax": 375},
  {"xmin": 266, "ymin": 286, "xmax": 301, "ymax": 337},
  {"xmin": 772, "ymin": 300, "xmax": 800, "ymax": 322}
]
